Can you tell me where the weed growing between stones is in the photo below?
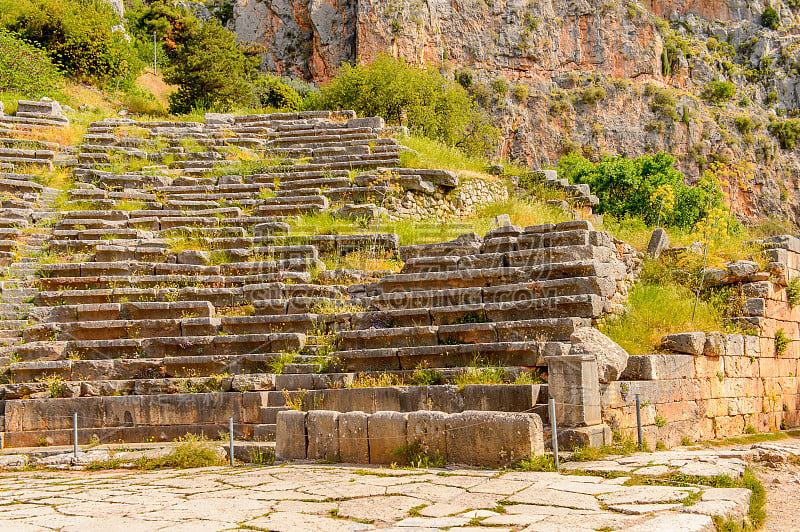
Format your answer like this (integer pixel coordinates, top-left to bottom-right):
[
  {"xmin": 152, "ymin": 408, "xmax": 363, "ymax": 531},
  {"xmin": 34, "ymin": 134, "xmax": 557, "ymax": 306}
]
[
  {"xmin": 512, "ymin": 454, "xmax": 557, "ymax": 472},
  {"xmin": 632, "ymin": 469, "xmax": 766, "ymax": 531},
  {"xmin": 775, "ymin": 328, "xmax": 790, "ymax": 356},
  {"xmin": 787, "ymin": 276, "xmax": 800, "ymax": 308},
  {"xmin": 135, "ymin": 434, "xmax": 226, "ymax": 469},
  {"xmin": 38, "ymin": 374, "xmax": 68, "ymax": 398},
  {"xmin": 411, "ymin": 365, "xmax": 445, "ymax": 386},
  {"xmin": 249, "ymin": 446, "xmax": 275, "ymax": 465},
  {"xmin": 348, "ymin": 373, "xmax": 405, "ymax": 388},
  {"xmin": 454, "ymin": 358, "xmax": 508, "ymax": 389},
  {"xmin": 267, "ymin": 351, "xmax": 297, "ymax": 374},
  {"xmin": 390, "ymin": 440, "xmax": 446, "ymax": 468},
  {"xmin": 514, "ymin": 369, "xmax": 547, "ymax": 384}
]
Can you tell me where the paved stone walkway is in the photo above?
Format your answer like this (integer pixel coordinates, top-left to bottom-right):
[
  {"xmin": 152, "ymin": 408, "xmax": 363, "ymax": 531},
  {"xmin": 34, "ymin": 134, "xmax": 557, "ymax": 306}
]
[{"xmin": 0, "ymin": 446, "xmax": 763, "ymax": 532}]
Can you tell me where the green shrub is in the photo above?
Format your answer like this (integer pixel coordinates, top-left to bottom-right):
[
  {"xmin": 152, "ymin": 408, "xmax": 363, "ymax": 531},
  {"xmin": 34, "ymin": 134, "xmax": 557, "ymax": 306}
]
[
  {"xmin": 253, "ymin": 76, "xmax": 302, "ymax": 110},
  {"xmin": 654, "ymin": 414, "xmax": 667, "ymax": 427},
  {"xmin": 769, "ymin": 118, "xmax": 800, "ymax": 149},
  {"xmin": 313, "ymin": 55, "xmax": 498, "ymax": 156},
  {"xmin": 491, "ymin": 79, "xmax": 508, "ymax": 97},
  {"xmin": 0, "ymin": 29, "xmax": 63, "ymax": 96},
  {"xmin": 0, "ymin": 0, "xmax": 140, "ymax": 87},
  {"xmin": 164, "ymin": 18, "xmax": 259, "ymax": 114},
  {"xmin": 787, "ymin": 277, "xmax": 800, "ymax": 307},
  {"xmin": 734, "ymin": 115, "xmax": 758, "ymax": 134},
  {"xmin": 775, "ymin": 328, "xmax": 790, "ymax": 356},
  {"xmin": 558, "ymin": 151, "xmax": 726, "ymax": 229},
  {"xmin": 701, "ymin": 80, "xmax": 736, "ymax": 104},
  {"xmin": 649, "ymin": 88, "xmax": 678, "ymax": 120},
  {"xmin": 455, "ymin": 68, "xmax": 474, "ymax": 88},
  {"xmin": 581, "ymin": 85, "xmax": 607, "ymax": 105},
  {"xmin": 470, "ymin": 81, "xmax": 491, "ymax": 107},
  {"xmin": 765, "ymin": 90, "xmax": 778, "ymax": 105},
  {"xmin": 512, "ymin": 83, "xmax": 530, "ymax": 103},
  {"xmin": 762, "ymin": 5, "xmax": 780, "ymax": 29}
]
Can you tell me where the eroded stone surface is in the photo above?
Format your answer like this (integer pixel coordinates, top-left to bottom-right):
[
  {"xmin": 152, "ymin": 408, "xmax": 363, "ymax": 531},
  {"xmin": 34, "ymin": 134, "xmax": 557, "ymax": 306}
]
[{"xmin": 0, "ymin": 440, "xmax": 790, "ymax": 530}]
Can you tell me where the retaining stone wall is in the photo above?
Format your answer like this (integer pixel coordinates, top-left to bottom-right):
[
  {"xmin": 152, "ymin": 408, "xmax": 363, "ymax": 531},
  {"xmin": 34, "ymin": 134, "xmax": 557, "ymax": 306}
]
[
  {"xmin": 275, "ymin": 409, "xmax": 544, "ymax": 467},
  {"xmin": 384, "ymin": 177, "xmax": 509, "ymax": 220},
  {"xmin": 604, "ymin": 331, "xmax": 799, "ymax": 449}
]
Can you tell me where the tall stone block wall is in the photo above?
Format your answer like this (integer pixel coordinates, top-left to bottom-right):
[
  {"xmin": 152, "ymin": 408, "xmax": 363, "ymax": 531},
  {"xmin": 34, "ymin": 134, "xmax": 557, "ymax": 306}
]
[{"xmin": 604, "ymin": 331, "xmax": 799, "ymax": 449}]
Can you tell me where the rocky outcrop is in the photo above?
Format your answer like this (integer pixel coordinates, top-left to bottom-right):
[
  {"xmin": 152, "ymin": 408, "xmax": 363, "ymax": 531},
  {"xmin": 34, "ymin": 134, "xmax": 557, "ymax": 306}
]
[
  {"xmin": 234, "ymin": 0, "xmax": 357, "ymax": 80},
  {"xmin": 233, "ymin": 0, "xmax": 800, "ymax": 227}
]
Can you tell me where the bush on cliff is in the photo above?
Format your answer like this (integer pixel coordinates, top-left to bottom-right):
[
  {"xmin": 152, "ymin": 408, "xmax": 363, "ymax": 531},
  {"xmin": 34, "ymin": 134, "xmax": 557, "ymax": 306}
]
[
  {"xmin": 558, "ymin": 151, "xmax": 727, "ymax": 230},
  {"xmin": 0, "ymin": 30, "xmax": 63, "ymax": 97},
  {"xmin": 310, "ymin": 55, "xmax": 498, "ymax": 157},
  {"xmin": 0, "ymin": 0, "xmax": 140, "ymax": 88}
]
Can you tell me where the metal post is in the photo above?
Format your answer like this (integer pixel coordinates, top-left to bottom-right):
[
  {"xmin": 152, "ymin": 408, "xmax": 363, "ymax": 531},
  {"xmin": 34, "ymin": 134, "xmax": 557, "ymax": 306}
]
[
  {"xmin": 229, "ymin": 416, "xmax": 235, "ymax": 467},
  {"xmin": 73, "ymin": 412, "xmax": 78, "ymax": 460},
  {"xmin": 692, "ymin": 242, "xmax": 709, "ymax": 324},
  {"xmin": 153, "ymin": 32, "xmax": 157, "ymax": 76},
  {"xmin": 635, "ymin": 394, "xmax": 643, "ymax": 450},
  {"xmin": 549, "ymin": 398, "xmax": 559, "ymax": 472}
]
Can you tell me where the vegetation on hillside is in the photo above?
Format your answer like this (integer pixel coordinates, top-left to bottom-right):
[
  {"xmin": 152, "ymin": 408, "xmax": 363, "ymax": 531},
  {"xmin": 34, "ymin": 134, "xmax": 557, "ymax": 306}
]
[
  {"xmin": 0, "ymin": 0, "xmax": 140, "ymax": 88},
  {"xmin": 559, "ymin": 151, "xmax": 731, "ymax": 231},
  {"xmin": 0, "ymin": 30, "xmax": 63, "ymax": 97},
  {"xmin": 309, "ymin": 55, "xmax": 499, "ymax": 156}
]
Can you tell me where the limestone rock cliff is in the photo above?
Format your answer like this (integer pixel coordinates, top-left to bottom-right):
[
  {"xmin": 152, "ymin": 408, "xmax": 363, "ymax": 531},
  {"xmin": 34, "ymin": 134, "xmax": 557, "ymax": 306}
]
[{"xmin": 233, "ymin": 0, "xmax": 800, "ymax": 227}]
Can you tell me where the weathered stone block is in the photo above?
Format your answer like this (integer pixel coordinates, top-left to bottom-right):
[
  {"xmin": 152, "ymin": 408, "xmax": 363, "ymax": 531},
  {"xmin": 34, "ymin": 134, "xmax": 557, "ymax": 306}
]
[
  {"xmin": 546, "ymin": 354, "xmax": 601, "ymax": 426},
  {"xmin": 275, "ymin": 410, "xmax": 307, "ymax": 461},
  {"xmin": 569, "ymin": 327, "xmax": 628, "ymax": 382},
  {"xmin": 306, "ymin": 410, "xmax": 339, "ymax": 462},
  {"xmin": 338, "ymin": 411, "xmax": 369, "ymax": 464},
  {"xmin": 367, "ymin": 411, "xmax": 407, "ymax": 464},
  {"xmin": 406, "ymin": 410, "xmax": 447, "ymax": 458},
  {"xmin": 622, "ymin": 354, "xmax": 695, "ymax": 380},
  {"xmin": 445, "ymin": 411, "xmax": 544, "ymax": 467},
  {"xmin": 646, "ymin": 228, "xmax": 669, "ymax": 258},
  {"xmin": 661, "ymin": 332, "xmax": 706, "ymax": 355}
]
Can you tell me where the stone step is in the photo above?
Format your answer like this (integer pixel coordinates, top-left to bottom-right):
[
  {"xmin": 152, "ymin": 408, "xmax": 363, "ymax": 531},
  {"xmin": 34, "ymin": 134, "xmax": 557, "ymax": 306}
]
[
  {"xmin": 36, "ymin": 270, "xmax": 312, "ymax": 293},
  {"xmin": 251, "ymin": 424, "xmax": 277, "ymax": 442},
  {"xmin": 0, "ymin": 371, "xmax": 339, "ymax": 399},
  {"xmin": 337, "ymin": 316, "xmax": 587, "ymax": 351},
  {"xmin": 1, "ymin": 392, "xmax": 261, "ymax": 447},
  {"xmin": 359, "ymin": 276, "xmax": 616, "ymax": 312},
  {"xmin": 8, "ymin": 353, "xmax": 322, "ymax": 384},
  {"xmin": 335, "ymin": 340, "xmax": 569, "ymax": 371},
  {"xmin": 22, "ymin": 312, "xmax": 323, "ymax": 342},
  {"xmin": 365, "ymin": 262, "xmax": 622, "ymax": 295}
]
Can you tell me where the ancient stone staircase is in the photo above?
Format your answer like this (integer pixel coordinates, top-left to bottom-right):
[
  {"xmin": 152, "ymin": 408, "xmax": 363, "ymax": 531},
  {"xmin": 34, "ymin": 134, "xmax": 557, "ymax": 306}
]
[{"xmin": 0, "ymin": 110, "xmax": 628, "ymax": 449}]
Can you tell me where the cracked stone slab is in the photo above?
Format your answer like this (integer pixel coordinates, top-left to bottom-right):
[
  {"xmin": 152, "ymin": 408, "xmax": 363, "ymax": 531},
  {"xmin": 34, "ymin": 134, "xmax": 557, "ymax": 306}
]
[
  {"xmin": 599, "ymin": 485, "xmax": 699, "ymax": 505},
  {"xmin": 508, "ymin": 487, "xmax": 602, "ymax": 510},
  {"xmin": 622, "ymin": 512, "xmax": 715, "ymax": 531}
]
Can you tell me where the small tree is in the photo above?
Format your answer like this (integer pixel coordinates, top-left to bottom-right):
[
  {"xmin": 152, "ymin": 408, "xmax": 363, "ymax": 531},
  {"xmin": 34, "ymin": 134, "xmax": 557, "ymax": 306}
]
[
  {"xmin": 762, "ymin": 6, "xmax": 780, "ymax": 30},
  {"xmin": 164, "ymin": 19, "xmax": 259, "ymax": 114}
]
